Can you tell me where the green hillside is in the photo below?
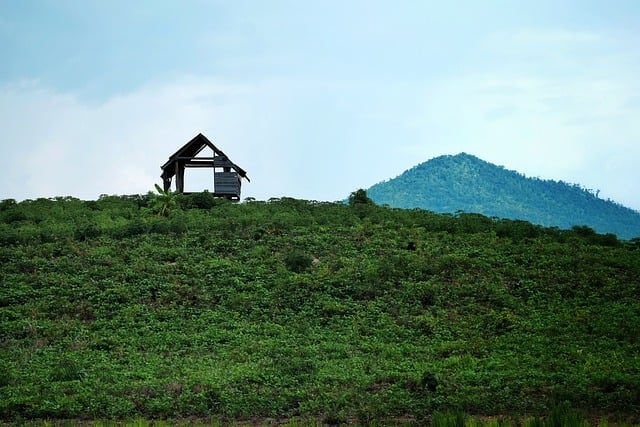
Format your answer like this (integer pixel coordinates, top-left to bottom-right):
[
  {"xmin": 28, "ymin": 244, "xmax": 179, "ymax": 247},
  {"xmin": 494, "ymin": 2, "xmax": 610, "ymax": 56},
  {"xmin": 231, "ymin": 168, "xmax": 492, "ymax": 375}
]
[
  {"xmin": 1, "ymin": 194, "xmax": 639, "ymax": 423},
  {"xmin": 366, "ymin": 153, "xmax": 640, "ymax": 240}
]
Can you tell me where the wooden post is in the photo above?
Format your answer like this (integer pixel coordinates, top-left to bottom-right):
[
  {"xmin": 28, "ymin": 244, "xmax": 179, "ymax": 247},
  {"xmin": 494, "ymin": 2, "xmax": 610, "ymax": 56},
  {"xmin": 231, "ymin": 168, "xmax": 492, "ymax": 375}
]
[
  {"xmin": 175, "ymin": 162, "xmax": 184, "ymax": 193},
  {"xmin": 179, "ymin": 164, "xmax": 185, "ymax": 193}
]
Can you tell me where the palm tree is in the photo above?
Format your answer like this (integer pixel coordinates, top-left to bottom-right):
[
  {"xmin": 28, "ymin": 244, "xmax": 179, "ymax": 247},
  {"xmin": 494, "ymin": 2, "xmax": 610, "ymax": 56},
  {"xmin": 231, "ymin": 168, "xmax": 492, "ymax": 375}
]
[{"xmin": 151, "ymin": 184, "xmax": 177, "ymax": 217}]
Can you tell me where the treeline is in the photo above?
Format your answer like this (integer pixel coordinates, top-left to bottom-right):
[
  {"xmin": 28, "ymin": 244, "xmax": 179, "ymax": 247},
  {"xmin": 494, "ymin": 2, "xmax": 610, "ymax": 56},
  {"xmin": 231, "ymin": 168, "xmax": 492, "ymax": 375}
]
[{"xmin": 0, "ymin": 194, "xmax": 635, "ymax": 248}]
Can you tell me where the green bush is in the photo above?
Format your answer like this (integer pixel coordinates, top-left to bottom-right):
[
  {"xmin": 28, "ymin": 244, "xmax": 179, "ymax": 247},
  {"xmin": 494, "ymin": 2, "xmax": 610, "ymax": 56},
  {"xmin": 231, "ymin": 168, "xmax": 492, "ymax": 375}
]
[{"xmin": 284, "ymin": 250, "xmax": 313, "ymax": 273}]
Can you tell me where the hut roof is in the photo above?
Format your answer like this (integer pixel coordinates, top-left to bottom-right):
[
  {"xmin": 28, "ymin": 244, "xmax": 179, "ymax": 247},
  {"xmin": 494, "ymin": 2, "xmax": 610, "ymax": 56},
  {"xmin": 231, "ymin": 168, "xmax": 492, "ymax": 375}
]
[{"xmin": 161, "ymin": 133, "xmax": 249, "ymax": 181}]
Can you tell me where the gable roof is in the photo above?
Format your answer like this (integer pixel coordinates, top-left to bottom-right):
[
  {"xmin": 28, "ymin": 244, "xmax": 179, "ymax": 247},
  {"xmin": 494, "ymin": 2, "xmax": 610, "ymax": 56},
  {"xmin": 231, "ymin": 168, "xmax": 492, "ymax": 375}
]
[{"xmin": 161, "ymin": 133, "xmax": 249, "ymax": 181}]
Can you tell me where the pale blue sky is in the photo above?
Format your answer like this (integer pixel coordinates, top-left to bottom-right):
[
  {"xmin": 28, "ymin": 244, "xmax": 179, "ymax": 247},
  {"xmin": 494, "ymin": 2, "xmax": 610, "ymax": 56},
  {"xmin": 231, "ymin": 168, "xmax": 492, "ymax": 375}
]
[{"xmin": 2, "ymin": 1, "xmax": 640, "ymax": 209}]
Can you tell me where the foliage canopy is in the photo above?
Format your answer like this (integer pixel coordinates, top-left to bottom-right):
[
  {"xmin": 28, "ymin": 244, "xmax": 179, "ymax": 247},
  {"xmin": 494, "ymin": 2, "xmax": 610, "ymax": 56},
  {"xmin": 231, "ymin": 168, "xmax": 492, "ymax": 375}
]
[{"xmin": 0, "ymin": 194, "xmax": 639, "ymax": 423}]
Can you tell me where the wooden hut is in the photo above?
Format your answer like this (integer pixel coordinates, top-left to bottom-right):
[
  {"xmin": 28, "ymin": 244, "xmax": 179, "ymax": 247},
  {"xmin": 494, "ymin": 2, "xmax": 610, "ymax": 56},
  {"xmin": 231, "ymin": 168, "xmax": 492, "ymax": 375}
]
[{"xmin": 161, "ymin": 133, "xmax": 249, "ymax": 200}]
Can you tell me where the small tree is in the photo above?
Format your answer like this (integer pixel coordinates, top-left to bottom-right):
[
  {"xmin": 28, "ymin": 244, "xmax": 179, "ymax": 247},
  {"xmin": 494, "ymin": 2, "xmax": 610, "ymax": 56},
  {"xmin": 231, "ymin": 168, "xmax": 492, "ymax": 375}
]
[
  {"xmin": 151, "ymin": 184, "xmax": 177, "ymax": 217},
  {"xmin": 348, "ymin": 189, "xmax": 374, "ymax": 206}
]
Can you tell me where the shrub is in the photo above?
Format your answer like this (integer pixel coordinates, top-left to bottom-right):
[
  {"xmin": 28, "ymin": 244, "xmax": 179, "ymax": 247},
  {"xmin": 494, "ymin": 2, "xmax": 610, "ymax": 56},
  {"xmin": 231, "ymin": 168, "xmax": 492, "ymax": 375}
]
[
  {"xmin": 348, "ymin": 189, "xmax": 374, "ymax": 206},
  {"xmin": 284, "ymin": 250, "xmax": 313, "ymax": 273}
]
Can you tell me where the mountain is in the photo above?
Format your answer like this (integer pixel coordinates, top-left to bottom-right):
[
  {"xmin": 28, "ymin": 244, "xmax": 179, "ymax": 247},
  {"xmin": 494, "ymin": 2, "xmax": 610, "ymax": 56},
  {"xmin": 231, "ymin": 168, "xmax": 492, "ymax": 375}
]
[{"xmin": 366, "ymin": 153, "xmax": 640, "ymax": 239}]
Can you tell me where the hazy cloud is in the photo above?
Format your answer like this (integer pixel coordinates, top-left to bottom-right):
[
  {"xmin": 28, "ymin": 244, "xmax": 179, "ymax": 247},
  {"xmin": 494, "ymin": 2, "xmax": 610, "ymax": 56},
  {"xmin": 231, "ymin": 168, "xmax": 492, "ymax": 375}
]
[
  {"xmin": 1, "ymin": 78, "xmax": 260, "ymax": 199},
  {"xmin": 1, "ymin": 3, "xmax": 639, "ymax": 210}
]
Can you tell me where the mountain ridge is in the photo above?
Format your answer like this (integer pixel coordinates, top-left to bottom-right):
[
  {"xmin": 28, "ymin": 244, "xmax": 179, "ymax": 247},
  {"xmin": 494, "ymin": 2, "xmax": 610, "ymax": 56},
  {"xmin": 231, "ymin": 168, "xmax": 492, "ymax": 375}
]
[{"xmin": 366, "ymin": 153, "xmax": 640, "ymax": 239}]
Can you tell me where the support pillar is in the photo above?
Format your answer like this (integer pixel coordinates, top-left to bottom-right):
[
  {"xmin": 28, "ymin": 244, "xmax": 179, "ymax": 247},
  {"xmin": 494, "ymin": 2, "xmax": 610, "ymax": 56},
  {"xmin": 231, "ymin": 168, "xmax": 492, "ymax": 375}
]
[{"xmin": 174, "ymin": 162, "xmax": 185, "ymax": 193}]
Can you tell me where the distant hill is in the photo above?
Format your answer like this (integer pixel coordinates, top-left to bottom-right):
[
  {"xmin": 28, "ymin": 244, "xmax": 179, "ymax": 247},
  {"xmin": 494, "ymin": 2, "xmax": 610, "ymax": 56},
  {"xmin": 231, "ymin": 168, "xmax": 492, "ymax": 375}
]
[{"xmin": 366, "ymin": 153, "xmax": 640, "ymax": 239}]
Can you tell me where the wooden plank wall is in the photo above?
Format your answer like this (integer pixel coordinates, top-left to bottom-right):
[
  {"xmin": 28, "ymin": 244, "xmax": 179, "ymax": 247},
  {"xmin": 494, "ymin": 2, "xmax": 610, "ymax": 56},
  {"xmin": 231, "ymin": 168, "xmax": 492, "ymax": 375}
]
[{"xmin": 214, "ymin": 172, "xmax": 241, "ymax": 195}]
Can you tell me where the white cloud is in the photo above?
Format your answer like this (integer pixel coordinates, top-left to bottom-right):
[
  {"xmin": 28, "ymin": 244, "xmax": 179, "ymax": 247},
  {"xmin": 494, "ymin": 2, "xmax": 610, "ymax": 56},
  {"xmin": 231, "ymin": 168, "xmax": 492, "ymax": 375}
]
[
  {"xmin": 2, "ymin": 21, "xmax": 639, "ymax": 211},
  {"xmin": 3, "ymin": 66, "xmax": 639, "ymax": 210},
  {"xmin": 0, "ymin": 77, "xmax": 376, "ymax": 203},
  {"xmin": 0, "ymin": 78, "xmax": 266, "ymax": 200}
]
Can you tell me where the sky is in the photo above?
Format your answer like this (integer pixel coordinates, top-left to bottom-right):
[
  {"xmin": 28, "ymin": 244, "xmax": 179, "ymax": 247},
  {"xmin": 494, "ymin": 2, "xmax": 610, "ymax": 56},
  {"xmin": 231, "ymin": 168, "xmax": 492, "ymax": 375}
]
[{"xmin": 2, "ymin": 0, "xmax": 640, "ymax": 210}]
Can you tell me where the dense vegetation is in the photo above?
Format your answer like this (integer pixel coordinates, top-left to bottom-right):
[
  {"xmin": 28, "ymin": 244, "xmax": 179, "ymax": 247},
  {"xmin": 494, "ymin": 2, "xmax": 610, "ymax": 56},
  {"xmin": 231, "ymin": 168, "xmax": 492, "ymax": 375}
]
[
  {"xmin": 1, "ymin": 193, "xmax": 639, "ymax": 424},
  {"xmin": 366, "ymin": 153, "xmax": 640, "ymax": 240}
]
